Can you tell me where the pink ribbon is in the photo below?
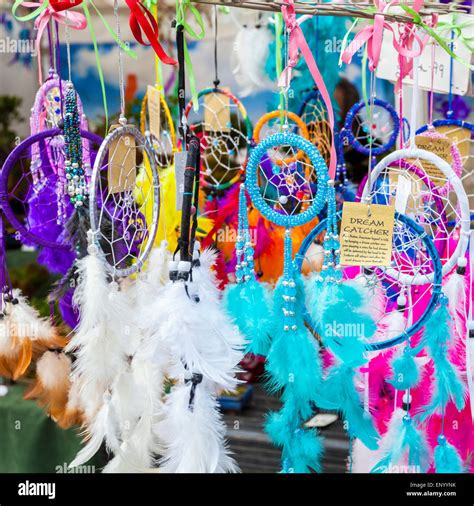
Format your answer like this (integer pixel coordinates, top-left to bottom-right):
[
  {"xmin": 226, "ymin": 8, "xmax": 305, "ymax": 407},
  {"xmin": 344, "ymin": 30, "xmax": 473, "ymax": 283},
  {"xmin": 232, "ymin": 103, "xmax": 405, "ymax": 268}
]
[
  {"xmin": 21, "ymin": 1, "xmax": 87, "ymax": 83},
  {"xmin": 278, "ymin": 0, "xmax": 337, "ymax": 179},
  {"xmin": 341, "ymin": 0, "xmax": 427, "ymax": 77}
]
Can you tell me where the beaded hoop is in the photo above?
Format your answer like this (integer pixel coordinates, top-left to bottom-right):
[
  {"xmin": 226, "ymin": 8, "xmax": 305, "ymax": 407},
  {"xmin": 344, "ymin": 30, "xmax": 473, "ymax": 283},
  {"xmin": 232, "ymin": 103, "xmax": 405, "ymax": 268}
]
[
  {"xmin": 89, "ymin": 124, "xmax": 160, "ymax": 278},
  {"xmin": 360, "ymin": 148, "xmax": 470, "ymax": 285},
  {"xmin": 253, "ymin": 110, "xmax": 310, "ymax": 167},
  {"xmin": 340, "ymin": 98, "xmax": 400, "ymax": 157},
  {"xmin": 295, "ymin": 211, "xmax": 443, "ymax": 351},
  {"xmin": 246, "ymin": 132, "xmax": 328, "ymax": 228}
]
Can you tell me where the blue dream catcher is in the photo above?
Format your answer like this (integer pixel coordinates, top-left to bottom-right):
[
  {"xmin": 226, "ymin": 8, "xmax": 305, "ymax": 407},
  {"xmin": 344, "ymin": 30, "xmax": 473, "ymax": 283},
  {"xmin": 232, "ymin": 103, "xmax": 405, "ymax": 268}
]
[
  {"xmin": 340, "ymin": 98, "xmax": 409, "ymax": 168},
  {"xmin": 226, "ymin": 131, "xmax": 329, "ymax": 473}
]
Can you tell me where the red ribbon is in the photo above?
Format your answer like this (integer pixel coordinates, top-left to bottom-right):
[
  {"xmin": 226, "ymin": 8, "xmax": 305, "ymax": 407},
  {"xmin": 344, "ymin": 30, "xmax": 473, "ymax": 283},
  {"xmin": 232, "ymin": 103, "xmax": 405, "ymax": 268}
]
[
  {"xmin": 125, "ymin": 0, "xmax": 177, "ymax": 66},
  {"xmin": 49, "ymin": 0, "xmax": 83, "ymax": 12}
]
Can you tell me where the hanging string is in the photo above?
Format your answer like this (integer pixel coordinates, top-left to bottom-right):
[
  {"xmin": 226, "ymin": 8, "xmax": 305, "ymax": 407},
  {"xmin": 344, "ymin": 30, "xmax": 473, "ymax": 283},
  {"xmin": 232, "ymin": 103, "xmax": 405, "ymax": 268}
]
[
  {"xmin": 447, "ymin": 30, "xmax": 455, "ymax": 119},
  {"xmin": 429, "ymin": 37, "xmax": 435, "ymax": 126},
  {"xmin": 213, "ymin": 5, "xmax": 220, "ymax": 88},
  {"xmin": 47, "ymin": 20, "xmax": 54, "ymax": 74},
  {"xmin": 114, "ymin": 0, "xmax": 126, "ymax": 121}
]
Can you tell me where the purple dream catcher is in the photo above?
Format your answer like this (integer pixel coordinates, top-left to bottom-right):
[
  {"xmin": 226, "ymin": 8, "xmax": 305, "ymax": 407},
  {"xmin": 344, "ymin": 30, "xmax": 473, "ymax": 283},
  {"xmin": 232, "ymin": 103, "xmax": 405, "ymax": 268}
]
[{"xmin": 0, "ymin": 82, "xmax": 102, "ymax": 327}]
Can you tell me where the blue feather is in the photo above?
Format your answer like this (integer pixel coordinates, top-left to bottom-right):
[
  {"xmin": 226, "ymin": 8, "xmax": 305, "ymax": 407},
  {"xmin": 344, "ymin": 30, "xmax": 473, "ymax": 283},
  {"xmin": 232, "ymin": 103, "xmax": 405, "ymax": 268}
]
[
  {"xmin": 388, "ymin": 352, "xmax": 420, "ymax": 390},
  {"xmin": 434, "ymin": 435, "xmax": 464, "ymax": 473},
  {"xmin": 308, "ymin": 279, "xmax": 376, "ymax": 366},
  {"xmin": 266, "ymin": 276, "xmax": 323, "ymax": 419},
  {"xmin": 415, "ymin": 300, "xmax": 465, "ymax": 420},
  {"xmin": 371, "ymin": 411, "xmax": 430, "ymax": 473},
  {"xmin": 318, "ymin": 363, "xmax": 380, "ymax": 450},
  {"xmin": 223, "ymin": 279, "xmax": 273, "ymax": 357}
]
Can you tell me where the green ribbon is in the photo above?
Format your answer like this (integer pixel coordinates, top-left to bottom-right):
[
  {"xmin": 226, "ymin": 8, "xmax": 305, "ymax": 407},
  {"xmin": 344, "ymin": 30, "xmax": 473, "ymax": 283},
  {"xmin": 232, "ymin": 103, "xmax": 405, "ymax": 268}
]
[
  {"xmin": 339, "ymin": 17, "xmax": 360, "ymax": 67},
  {"xmin": 401, "ymin": 6, "xmax": 474, "ymax": 70},
  {"xmin": 436, "ymin": 13, "xmax": 474, "ymax": 53},
  {"xmin": 176, "ymin": 0, "xmax": 205, "ymax": 112}
]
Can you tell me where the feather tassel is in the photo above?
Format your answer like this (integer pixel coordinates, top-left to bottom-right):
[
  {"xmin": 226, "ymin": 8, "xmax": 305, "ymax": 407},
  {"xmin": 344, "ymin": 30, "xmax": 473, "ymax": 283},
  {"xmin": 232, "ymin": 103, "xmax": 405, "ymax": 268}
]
[
  {"xmin": 434, "ymin": 435, "xmax": 464, "ymax": 473},
  {"xmin": 371, "ymin": 409, "xmax": 429, "ymax": 473}
]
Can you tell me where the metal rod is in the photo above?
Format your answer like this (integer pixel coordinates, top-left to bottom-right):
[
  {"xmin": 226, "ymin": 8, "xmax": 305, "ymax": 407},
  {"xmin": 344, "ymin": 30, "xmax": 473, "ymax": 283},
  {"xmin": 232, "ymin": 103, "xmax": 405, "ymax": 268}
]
[{"xmin": 191, "ymin": 0, "xmax": 465, "ymax": 24}]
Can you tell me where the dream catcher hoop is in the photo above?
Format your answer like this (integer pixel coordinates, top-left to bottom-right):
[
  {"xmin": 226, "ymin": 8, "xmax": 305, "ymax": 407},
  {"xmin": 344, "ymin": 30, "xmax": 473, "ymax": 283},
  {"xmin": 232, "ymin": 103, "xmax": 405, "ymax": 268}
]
[
  {"xmin": 139, "ymin": 86, "xmax": 177, "ymax": 170},
  {"xmin": 295, "ymin": 211, "xmax": 443, "ymax": 351},
  {"xmin": 416, "ymin": 119, "xmax": 474, "ymax": 216},
  {"xmin": 340, "ymin": 98, "xmax": 403, "ymax": 163},
  {"xmin": 359, "ymin": 148, "xmax": 470, "ymax": 285},
  {"xmin": 89, "ymin": 122, "xmax": 160, "ymax": 278},
  {"xmin": 297, "ymin": 89, "xmax": 332, "ymax": 168},
  {"xmin": 184, "ymin": 87, "xmax": 252, "ymax": 191},
  {"xmin": 0, "ymin": 127, "xmax": 101, "ymax": 251}
]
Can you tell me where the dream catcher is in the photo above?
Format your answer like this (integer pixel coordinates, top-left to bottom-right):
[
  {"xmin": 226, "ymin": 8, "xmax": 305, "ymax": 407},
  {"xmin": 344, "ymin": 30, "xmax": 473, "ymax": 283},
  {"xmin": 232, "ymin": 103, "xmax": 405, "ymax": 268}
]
[
  {"xmin": 340, "ymin": 98, "xmax": 405, "ymax": 168},
  {"xmin": 230, "ymin": 10, "xmax": 273, "ymax": 97},
  {"xmin": 137, "ymin": 136, "xmax": 244, "ymax": 473},
  {"xmin": 68, "ymin": 0, "xmax": 161, "ymax": 471},
  {"xmin": 334, "ymin": 15, "xmax": 471, "ymax": 472}
]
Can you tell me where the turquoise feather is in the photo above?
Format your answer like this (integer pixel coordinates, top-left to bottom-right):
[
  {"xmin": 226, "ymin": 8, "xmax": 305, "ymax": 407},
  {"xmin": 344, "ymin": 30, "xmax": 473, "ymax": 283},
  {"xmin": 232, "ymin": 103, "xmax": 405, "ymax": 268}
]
[
  {"xmin": 265, "ymin": 403, "xmax": 323, "ymax": 474},
  {"xmin": 388, "ymin": 352, "xmax": 420, "ymax": 391},
  {"xmin": 266, "ymin": 276, "xmax": 324, "ymax": 420},
  {"xmin": 434, "ymin": 435, "xmax": 464, "ymax": 473},
  {"xmin": 371, "ymin": 412, "xmax": 430, "ymax": 473},
  {"xmin": 319, "ymin": 363, "xmax": 380, "ymax": 450},
  {"xmin": 415, "ymin": 299, "xmax": 465, "ymax": 420},
  {"xmin": 308, "ymin": 279, "xmax": 376, "ymax": 366},
  {"xmin": 223, "ymin": 279, "xmax": 273, "ymax": 357}
]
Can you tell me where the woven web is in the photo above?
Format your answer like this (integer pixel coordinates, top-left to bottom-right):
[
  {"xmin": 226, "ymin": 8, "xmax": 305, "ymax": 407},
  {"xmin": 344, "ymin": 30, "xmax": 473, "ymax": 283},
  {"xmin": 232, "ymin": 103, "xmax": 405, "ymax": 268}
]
[
  {"xmin": 256, "ymin": 142, "xmax": 319, "ymax": 218},
  {"xmin": 187, "ymin": 92, "xmax": 249, "ymax": 189},
  {"xmin": 4, "ymin": 133, "xmax": 99, "ymax": 247},
  {"xmin": 366, "ymin": 159, "xmax": 462, "ymax": 266},
  {"xmin": 93, "ymin": 132, "xmax": 157, "ymax": 273},
  {"xmin": 431, "ymin": 124, "xmax": 473, "ymax": 217},
  {"xmin": 301, "ymin": 215, "xmax": 437, "ymax": 346},
  {"xmin": 352, "ymin": 104, "xmax": 396, "ymax": 150},
  {"xmin": 300, "ymin": 96, "xmax": 332, "ymax": 167}
]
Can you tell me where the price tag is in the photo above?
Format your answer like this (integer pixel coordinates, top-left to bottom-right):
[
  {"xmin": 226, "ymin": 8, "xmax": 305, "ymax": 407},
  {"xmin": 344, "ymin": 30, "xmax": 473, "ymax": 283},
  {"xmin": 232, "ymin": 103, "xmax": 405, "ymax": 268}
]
[
  {"xmin": 174, "ymin": 150, "xmax": 188, "ymax": 211},
  {"xmin": 204, "ymin": 92, "xmax": 231, "ymax": 132},
  {"xmin": 147, "ymin": 85, "xmax": 161, "ymax": 139},
  {"xmin": 413, "ymin": 135, "xmax": 453, "ymax": 187},
  {"xmin": 107, "ymin": 125, "xmax": 136, "ymax": 193},
  {"xmin": 340, "ymin": 202, "xmax": 395, "ymax": 267},
  {"xmin": 376, "ymin": 14, "xmax": 472, "ymax": 96}
]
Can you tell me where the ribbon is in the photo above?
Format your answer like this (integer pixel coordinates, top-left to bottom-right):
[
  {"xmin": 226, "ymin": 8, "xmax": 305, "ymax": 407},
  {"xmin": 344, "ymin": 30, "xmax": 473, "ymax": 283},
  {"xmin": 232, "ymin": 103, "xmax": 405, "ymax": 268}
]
[
  {"xmin": 341, "ymin": 0, "xmax": 425, "ymax": 74},
  {"xmin": 278, "ymin": 0, "xmax": 337, "ymax": 179},
  {"xmin": 126, "ymin": 0, "xmax": 177, "ymax": 65},
  {"xmin": 176, "ymin": 0, "xmax": 205, "ymax": 112},
  {"xmin": 13, "ymin": 1, "xmax": 86, "ymax": 83},
  {"xmin": 50, "ymin": 0, "xmax": 83, "ymax": 11}
]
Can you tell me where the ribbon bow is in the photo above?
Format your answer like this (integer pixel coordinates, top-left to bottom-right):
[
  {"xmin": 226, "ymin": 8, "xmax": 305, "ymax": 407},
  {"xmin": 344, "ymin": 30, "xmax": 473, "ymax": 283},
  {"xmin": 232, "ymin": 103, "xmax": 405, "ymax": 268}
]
[
  {"xmin": 278, "ymin": 0, "xmax": 337, "ymax": 179},
  {"xmin": 176, "ymin": 0, "xmax": 206, "ymax": 112},
  {"xmin": 13, "ymin": 1, "xmax": 86, "ymax": 83},
  {"xmin": 341, "ymin": 0, "xmax": 426, "ymax": 74},
  {"xmin": 125, "ymin": 0, "xmax": 177, "ymax": 65}
]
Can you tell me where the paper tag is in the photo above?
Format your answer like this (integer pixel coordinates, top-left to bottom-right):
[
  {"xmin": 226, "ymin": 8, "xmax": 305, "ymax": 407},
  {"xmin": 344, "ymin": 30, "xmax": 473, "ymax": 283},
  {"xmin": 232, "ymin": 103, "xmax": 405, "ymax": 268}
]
[
  {"xmin": 434, "ymin": 125, "xmax": 472, "ymax": 166},
  {"xmin": 108, "ymin": 125, "xmax": 136, "ymax": 193},
  {"xmin": 376, "ymin": 14, "xmax": 472, "ymax": 96},
  {"xmin": 204, "ymin": 92, "xmax": 231, "ymax": 132},
  {"xmin": 174, "ymin": 150, "xmax": 187, "ymax": 211},
  {"xmin": 147, "ymin": 85, "xmax": 161, "ymax": 139},
  {"xmin": 340, "ymin": 202, "xmax": 395, "ymax": 267},
  {"xmin": 413, "ymin": 135, "xmax": 452, "ymax": 187},
  {"xmin": 394, "ymin": 174, "xmax": 412, "ymax": 214}
]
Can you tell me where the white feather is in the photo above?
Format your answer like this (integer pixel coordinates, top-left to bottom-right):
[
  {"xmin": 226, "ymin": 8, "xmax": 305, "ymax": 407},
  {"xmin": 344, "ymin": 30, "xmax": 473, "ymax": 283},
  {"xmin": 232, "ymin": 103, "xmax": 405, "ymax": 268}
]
[
  {"xmin": 443, "ymin": 270, "xmax": 466, "ymax": 339},
  {"xmin": 231, "ymin": 26, "xmax": 273, "ymax": 97},
  {"xmin": 350, "ymin": 437, "xmax": 383, "ymax": 473},
  {"xmin": 66, "ymin": 253, "xmax": 129, "ymax": 420},
  {"xmin": 157, "ymin": 380, "xmax": 238, "ymax": 473}
]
